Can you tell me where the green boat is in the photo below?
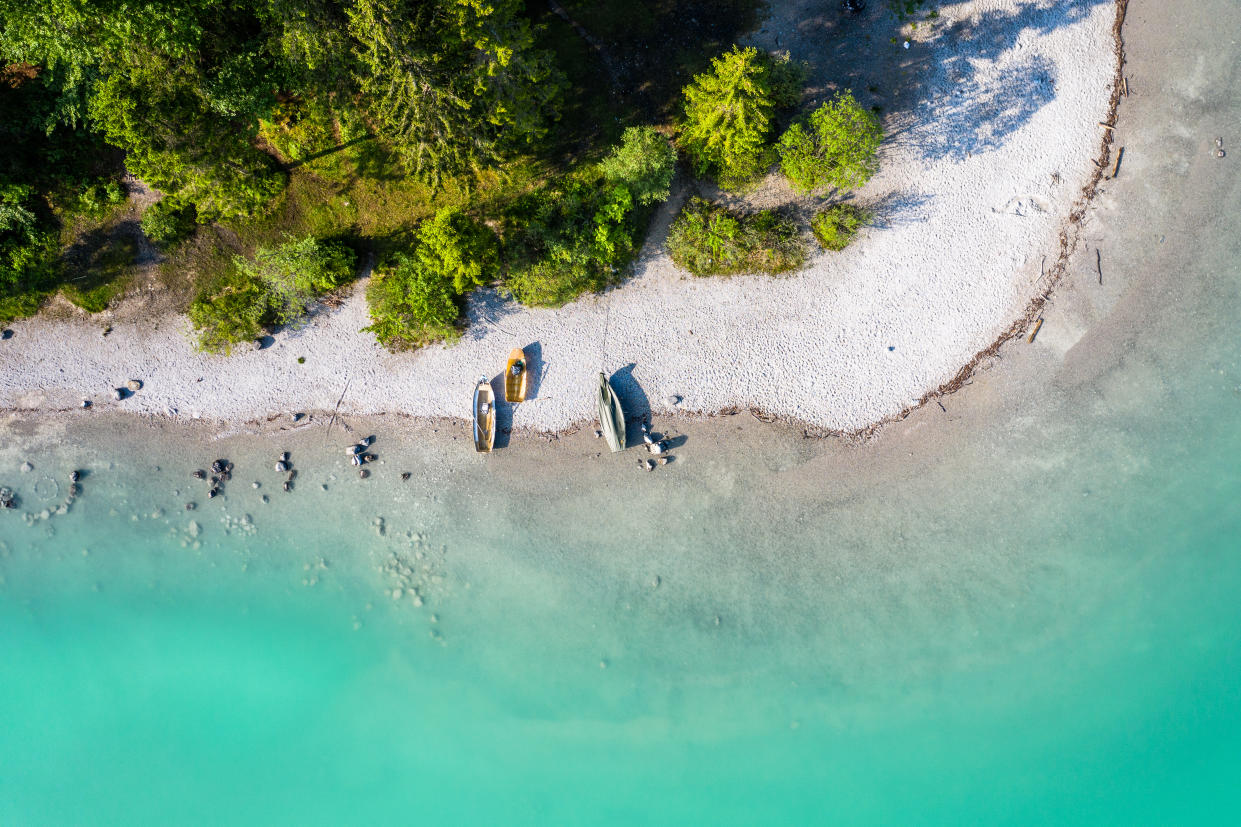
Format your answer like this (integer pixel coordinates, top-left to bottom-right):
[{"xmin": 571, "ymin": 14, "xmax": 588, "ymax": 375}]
[{"xmin": 597, "ymin": 371, "xmax": 626, "ymax": 453}]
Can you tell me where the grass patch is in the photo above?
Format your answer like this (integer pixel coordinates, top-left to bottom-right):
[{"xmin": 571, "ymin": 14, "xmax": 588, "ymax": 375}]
[
  {"xmin": 811, "ymin": 204, "xmax": 871, "ymax": 251},
  {"xmin": 667, "ymin": 197, "xmax": 806, "ymax": 277},
  {"xmin": 57, "ymin": 203, "xmax": 139, "ymax": 312}
]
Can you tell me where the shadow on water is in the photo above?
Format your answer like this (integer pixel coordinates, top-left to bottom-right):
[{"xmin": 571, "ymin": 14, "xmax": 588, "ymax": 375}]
[{"xmin": 609, "ymin": 363, "xmax": 650, "ymax": 447}]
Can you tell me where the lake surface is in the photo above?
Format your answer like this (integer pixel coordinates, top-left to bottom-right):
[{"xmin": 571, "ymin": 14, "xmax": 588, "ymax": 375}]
[{"xmin": 2, "ymin": 2, "xmax": 1240, "ymax": 823}]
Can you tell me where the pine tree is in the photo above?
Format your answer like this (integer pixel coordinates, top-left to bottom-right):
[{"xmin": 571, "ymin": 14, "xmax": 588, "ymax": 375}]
[{"xmin": 679, "ymin": 46, "xmax": 775, "ymax": 189}]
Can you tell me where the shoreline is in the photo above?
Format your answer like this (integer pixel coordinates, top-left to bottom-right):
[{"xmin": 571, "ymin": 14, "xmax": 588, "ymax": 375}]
[{"xmin": 0, "ymin": 1, "xmax": 1124, "ymax": 439}]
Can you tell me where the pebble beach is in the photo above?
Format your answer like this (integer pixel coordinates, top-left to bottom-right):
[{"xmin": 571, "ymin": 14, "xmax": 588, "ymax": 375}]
[{"xmin": 0, "ymin": 0, "xmax": 1119, "ymax": 434}]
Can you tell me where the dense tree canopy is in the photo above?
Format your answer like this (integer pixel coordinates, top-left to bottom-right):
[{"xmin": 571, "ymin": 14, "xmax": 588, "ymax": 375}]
[{"xmin": 0, "ymin": 0, "xmax": 563, "ymax": 215}]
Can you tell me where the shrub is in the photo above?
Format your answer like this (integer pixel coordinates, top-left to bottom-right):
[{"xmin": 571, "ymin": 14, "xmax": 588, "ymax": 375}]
[
  {"xmin": 411, "ymin": 208, "xmax": 499, "ymax": 295},
  {"xmin": 188, "ymin": 236, "xmax": 357, "ymax": 352},
  {"xmin": 0, "ymin": 185, "xmax": 57, "ymax": 323},
  {"xmin": 187, "ymin": 269, "xmax": 270, "ymax": 353},
  {"xmin": 598, "ymin": 126, "xmax": 677, "ymax": 206},
  {"xmin": 667, "ymin": 197, "xmax": 805, "ymax": 276},
  {"xmin": 74, "ymin": 179, "xmax": 127, "ymax": 217},
  {"xmin": 811, "ymin": 204, "xmax": 872, "ymax": 251},
  {"xmin": 234, "ymin": 236, "xmax": 357, "ymax": 326},
  {"xmin": 679, "ymin": 46, "xmax": 776, "ymax": 189},
  {"xmin": 777, "ymin": 91, "xmax": 884, "ymax": 194},
  {"xmin": 364, "ymin": 253, "xmax": 461, "ymax": 351},
  {"xmin": 504, "ymin": 177, "xmax": 636, "ymax": 307},
  {"xmin": 141, "ymin": 198, "xmax": 198, "ymax": 245}
]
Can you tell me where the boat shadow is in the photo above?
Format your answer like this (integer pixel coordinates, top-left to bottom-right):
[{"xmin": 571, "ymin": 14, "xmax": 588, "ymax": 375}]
[
  {"xmin": 609, "ymin": 363, "xmax": 650, "ymax": 448},
  {"xmin": 524, "ymin": 341, "xmax": 544, "ymax": 399},
  {"xmin": 489, "ymin": 374, "xmax": 514, "ymax": 450}
]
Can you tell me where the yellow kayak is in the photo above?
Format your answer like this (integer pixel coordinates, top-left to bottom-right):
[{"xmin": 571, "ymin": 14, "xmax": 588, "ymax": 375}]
[{"xmin": 505, "ymin": 348, "xmax": 528, "ymax": 403}]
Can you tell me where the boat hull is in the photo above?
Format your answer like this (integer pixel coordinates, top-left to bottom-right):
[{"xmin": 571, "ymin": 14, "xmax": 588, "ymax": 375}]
[
  {"xmin": 505, "ymin": 349, "xmax": 528, "ymax": 403},
  {"xmin": 597, "ymin": 372, "xmax": 626, "ymax": 453},
  {"xmin": 473, "ymin": 380, "xmax": 496, "ymax": 453}
]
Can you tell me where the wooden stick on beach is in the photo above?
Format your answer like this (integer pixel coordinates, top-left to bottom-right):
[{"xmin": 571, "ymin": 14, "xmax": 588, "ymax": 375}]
[
  {"xmin": 1096, "ymin": 249, "xmax": 1103, "ymax": 285},
  {"xmin": 1123, "ymin": 77, "xmax": 1130, "ymax": 96},
  {"xmin": 1110, "ymin": 146, "xmax": 1125, "ymax": 179},
  {"xmin": 1027, "ymin": 318, "xmax": 1044, "ymax": 344},
  {"xmin": 1099, "ymin": 122, "xmax": 1115, "ymax": 131}
]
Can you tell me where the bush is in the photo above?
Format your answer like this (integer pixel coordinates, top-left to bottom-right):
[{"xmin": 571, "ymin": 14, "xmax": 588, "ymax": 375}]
[
  {"xmin": 598, "ymin": 126, "xmax": 677, "ymax": 206},
  {"xmin": 74, "ymin": 179, "xmax": 127, "ymax": 217},
  {"xmin": 141, "ymin": 198, "xmax": 198, "ymax": 245},
  {"xmin": 188, "ymin": 236, "xmax": 356, "ymax": 352},
  {"xmin": 364, "ymin": 253, "xmax": 461, "ymax": 351},
  {"xmin": 811, "ymin": 204, "xmax": 871, "ymax": 251},
  {"xmin": 362, "ymin": 209, "xmax": 497, "ymax": 350},
  {"xmin": 504, "ymin": 176, "xmax": 636, "ymax": 307},
  {"xmin": 235, "ymin": 236, "xmax": 357, "ymax": 326},
  {"xmin": 410, "ymin": 208, "xmax": 499, "ymax": 294},
  {"xmin": 0, "ymin": 185, "xmax": 57, "ymax": 323},
  {"xmin": 667, "ymin": 197, "xmax": 805, "ymax": 276},
  {"xmin": 187, "ymin": 269, "xmax": 270, "ymax": 353},
  {"xmin": 777, "ymin": 91, "xmax": 884, "ymax": 194},
  {"xmin": 679, "ymin": 46, "xmax": 776, "ymax": 189}
]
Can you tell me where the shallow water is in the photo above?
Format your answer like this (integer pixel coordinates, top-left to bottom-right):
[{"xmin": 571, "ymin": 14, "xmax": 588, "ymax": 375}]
[{"xmin": 3, "ymin": 2, "xmax": 1241, "ymax": 823}]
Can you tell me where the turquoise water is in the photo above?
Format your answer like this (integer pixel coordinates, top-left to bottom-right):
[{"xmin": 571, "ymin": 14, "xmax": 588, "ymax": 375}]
[
  {"xmin": 2, "ymin": 318, "xmax": 1239, "ymax": 824},
  {"xmin": 5, "ymin": 4, "xmax": 1241, "ymax": 823}
]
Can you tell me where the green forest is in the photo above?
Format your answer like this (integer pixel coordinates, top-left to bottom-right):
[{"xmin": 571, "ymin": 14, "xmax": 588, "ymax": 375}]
[{"xmin": 0, "ymin": 0, "xmax": 886, "ymax": 351}]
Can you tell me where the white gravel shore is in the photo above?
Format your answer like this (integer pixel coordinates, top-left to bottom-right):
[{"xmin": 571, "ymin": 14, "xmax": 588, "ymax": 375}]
[{"xmin": 0, "ymin": 1, "xmax": 1118, "ymax": 433}]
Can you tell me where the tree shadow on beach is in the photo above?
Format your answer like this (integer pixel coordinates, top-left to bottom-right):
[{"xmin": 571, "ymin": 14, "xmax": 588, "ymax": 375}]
[
  {"xmin": 865, "ymin": 190, "xmax": 935, "ymax": 229},
  {"xmin": 879, "ymin": 0, "xmax": 1109, "ymax": 162},
  {"xmin": 752, "ymin": 0, "xmax": 1111, "ymax": 168},
  {"xmin": 463, "ymin": 288, "xmax": 523, "ymax": 344}
]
